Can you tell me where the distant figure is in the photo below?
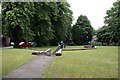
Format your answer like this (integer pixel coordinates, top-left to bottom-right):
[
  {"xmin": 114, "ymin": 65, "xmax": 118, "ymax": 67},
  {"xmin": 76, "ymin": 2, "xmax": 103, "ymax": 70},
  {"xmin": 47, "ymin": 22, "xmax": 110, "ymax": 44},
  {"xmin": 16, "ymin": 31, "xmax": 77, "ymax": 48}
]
[{"xmin": 60, "ymin": 41, "xmax": 64, "ymax": 49}]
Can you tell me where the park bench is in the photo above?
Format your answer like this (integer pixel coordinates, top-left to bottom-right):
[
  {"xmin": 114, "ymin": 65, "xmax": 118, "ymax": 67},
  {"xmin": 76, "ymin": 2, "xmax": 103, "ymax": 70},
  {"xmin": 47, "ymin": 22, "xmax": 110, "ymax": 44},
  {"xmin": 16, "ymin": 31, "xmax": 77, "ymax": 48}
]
[{"xmin": 55, "ymin": 49, "xmax": 62, "ymax": 56}]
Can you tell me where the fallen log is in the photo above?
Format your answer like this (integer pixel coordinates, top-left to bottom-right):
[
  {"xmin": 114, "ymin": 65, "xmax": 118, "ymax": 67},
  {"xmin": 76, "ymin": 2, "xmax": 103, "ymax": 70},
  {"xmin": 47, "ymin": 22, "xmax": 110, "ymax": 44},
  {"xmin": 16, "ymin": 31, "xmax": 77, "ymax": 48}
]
[
  {"xmin": 32, "ymin": 50, "xmax": 44, "ymax": 55},
  {"xmin": 63, "ymin": 48, "xmax": 94, "ymax": 51},
  {"xmin": 32, "ymin": 48, "xmax": 51, "ymax": 56},
  {"xmin": 44, "ymin": 48, "xmax": 51, "ymax": 56},
  {"xmin": 55, "ymin": 49, "xmax": 62, "ymax": 56}
]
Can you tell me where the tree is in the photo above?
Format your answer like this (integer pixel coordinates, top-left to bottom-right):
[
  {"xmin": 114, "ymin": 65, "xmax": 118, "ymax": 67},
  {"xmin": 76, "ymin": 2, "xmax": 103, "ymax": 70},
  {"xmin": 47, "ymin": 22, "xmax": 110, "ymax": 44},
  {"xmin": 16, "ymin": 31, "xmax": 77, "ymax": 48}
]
[
  {"xmin": 72, "ymin": 15, "xmax": 94, "ymax": 45},
  {"xmin": 31, "ymin": 2, "xmax": 73, "ymax": 46},
  {"xmin": 97, "ymin": 27, "xmax": 111, "ymax": 45},
  {"xmin": 2, "ymin": 1, "xmax": 73, "ymax": 47},
  {"xmin": 97, "ymin": 0, "xmax": 120, "ymax": 46},
  {"xmin": 2, "ymin": 2, "xmax": 35, "ymax": 47},
  {"xmin": 31, "ymin": 2, "xmax": 54, "ymax": 46},
  {"xmin": 50, "ymin": 2, "xmax": 73, "ymax": 46}
]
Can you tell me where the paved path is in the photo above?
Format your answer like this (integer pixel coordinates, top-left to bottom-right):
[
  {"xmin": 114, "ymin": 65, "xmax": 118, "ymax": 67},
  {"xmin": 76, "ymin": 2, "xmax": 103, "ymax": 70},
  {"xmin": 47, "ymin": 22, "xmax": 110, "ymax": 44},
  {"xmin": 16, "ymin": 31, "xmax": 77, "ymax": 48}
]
[{"xmin": 3, "ymin": 55, "xmax": 55, "ymax": 78}]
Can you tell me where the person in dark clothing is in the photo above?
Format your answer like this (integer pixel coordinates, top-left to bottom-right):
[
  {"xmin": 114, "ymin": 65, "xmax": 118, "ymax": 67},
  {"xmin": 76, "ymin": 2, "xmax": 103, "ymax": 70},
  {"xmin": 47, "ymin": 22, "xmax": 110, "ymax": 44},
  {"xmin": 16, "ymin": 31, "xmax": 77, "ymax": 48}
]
[{"xmin": 60, "ymin": 41, "xmax": 64, "ymax": 49}]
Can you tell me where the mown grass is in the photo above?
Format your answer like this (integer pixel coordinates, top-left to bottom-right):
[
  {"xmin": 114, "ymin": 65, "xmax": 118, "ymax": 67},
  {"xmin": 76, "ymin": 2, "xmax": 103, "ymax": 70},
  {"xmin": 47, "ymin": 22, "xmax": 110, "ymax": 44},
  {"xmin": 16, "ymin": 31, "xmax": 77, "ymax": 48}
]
[
  {"xmin": 2, "ymin": 48, "xmax": 36, "ymax": 76},
  {"xmin": 65, "ymin": 46, "xmax": 83, "ymax": 49},
  {"xmin": 41, "ymin": 46, "xmax": 118, "ymax": 78},
  {"xmin": 2, "ymin": 46, "xmax": 57, "ymax": 76},
  {"xmin": 0, "ymin": 48, "xmax": 2, "ymax": 77}
]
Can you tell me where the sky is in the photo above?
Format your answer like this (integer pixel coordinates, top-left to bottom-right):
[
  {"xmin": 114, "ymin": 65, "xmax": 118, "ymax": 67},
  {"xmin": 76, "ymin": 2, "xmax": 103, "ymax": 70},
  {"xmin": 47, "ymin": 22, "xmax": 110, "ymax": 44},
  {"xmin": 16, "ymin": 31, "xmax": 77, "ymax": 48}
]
[{"xmin": 67, "ymin": 0, "xmax": 116, "ymax": 30}]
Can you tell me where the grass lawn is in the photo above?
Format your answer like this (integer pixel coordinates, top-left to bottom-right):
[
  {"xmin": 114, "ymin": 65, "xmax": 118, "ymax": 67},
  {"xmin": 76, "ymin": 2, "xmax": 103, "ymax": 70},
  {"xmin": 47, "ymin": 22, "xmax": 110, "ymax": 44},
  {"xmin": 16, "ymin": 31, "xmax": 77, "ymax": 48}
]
[
  {"xmin": 0, "ymin": 49, "xmax": 2, "ymax": 77},
  {"xmin": 1, "ymin": 46, "xmax": 57, "ymax": 76},
  {"xmin": 41, "ymin": 46, "xmax": 118, "ymax": 78}
]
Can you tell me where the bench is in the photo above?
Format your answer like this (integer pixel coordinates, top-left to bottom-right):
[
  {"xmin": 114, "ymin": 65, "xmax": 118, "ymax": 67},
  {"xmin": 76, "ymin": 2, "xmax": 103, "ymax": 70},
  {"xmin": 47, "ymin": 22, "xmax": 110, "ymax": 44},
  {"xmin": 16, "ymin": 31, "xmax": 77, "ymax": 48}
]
[{"xmin": 55, "ymin": 49, "xmax": 62, "ymax": 56}]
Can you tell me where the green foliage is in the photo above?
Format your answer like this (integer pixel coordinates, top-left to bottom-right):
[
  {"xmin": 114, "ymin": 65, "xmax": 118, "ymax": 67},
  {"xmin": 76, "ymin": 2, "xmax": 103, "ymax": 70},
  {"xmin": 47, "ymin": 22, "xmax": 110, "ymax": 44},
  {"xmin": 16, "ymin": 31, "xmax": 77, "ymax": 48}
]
[
  {"xmin": 50, "ymin": 2, "xmax": 73, "ymax": 45},
  {"xmin": 32, "ymin": 2, "xmax": 73, "ymax": 46},
  {"xmin": 2, "ymin": 2, "xmax": 73, "ymax": 47},
  {"xmin": 2, "ymin": 2, "xmax": 35, "ymax": 41},
  {"xmin": 97, "ymin": 0, "xmax": 120, "ymax": 46},
  {"xmin": 2, "ymin": 2, "xmax": 35, "ymax": 47},
  {"xmin": 31, "ymin": 2, "xmax": 54, "ymax": 46},
  {"xmin": 72, "ymin": 15, "xmax": 94, "ymax": 45}
]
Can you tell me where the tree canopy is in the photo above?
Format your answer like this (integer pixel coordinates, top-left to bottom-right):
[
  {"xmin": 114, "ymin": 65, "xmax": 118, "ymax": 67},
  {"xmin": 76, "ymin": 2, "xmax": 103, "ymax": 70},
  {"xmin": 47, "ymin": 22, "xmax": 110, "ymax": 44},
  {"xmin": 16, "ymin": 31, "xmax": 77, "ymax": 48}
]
[
  {"xmin": 72, "ymin": 15, "xmax": 94, "ymax": 45},
  {"xmin": 2, "ymin": 1, "xmax": 119, "ymax": 47},
  {"xmin": 2, "ymin": 2, "xmax": 73, "ymax": 47},
  {"xmin": 2, "ymin": 2, "xmax": 35, "ymax": 47},
  {"xmin": 97, "ymin": 0, "xmax": 120, "ymax": 46}
]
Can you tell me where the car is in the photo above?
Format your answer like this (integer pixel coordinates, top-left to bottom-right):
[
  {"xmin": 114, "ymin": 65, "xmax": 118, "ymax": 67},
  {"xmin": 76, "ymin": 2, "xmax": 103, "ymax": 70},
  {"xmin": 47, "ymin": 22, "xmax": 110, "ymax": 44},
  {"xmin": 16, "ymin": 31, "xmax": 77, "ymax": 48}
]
[{"xmin": 19, "ymin": 42, "xmax": 34, "ymax": 47}]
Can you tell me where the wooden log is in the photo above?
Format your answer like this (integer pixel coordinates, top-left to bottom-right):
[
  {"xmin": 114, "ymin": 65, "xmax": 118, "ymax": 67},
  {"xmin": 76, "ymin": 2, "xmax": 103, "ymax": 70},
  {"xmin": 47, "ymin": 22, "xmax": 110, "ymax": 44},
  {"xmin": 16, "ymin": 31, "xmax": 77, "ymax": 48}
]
[
  {"xmin": 44, "ymin": 48, "xmax": 51, "ymax": 56},
  {"xmin": 32, "ymin": 51, "xmax": 44, "ymax": 55},
  {"xmin": 63, "ymin": 48, "xmax": 94, "ymax": 51},
  {"xmin": 32, "ymin": 48, "xmax": 51, "ymax": 56},
  {"xmin": 52, "ymin": 46, "xmax": 60, "ymax": 55},
  {"xmin": 84, "ymin": 45, "xmax": 96, "ymax": 49},
  {"xmin": 84, "ymin": 45, "xmax": 92, "ymax": 48},
  {"xmin": 55, "ymin": 49, "xmax": 62, "ymax": 56}
]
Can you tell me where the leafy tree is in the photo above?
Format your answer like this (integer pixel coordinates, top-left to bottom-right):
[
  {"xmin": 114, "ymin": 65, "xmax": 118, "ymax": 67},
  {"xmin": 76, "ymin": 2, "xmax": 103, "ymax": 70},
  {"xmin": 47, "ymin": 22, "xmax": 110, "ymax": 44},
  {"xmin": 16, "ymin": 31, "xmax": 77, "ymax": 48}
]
[
  {"xmin": 93, "ymin": 28, "xmax": 97, "ymax": 36},
  {"xmin": 97, "ymin": 0, "xmax": 120, "ymax": 46},
  {"xmin": 2, "ymin": 2, "xmax": 35, "ymax": 47},
  {"xmin": 50, "ymin": 2, "xmax": 73, "ymax": 45},
  {"xmin": 31, "ymin": 2, "xmax": 54, "ymax": 46},
  {"xmin": 72, "ymin": 15, "xmax": 94, "ymax": 45},
  {"xmin": 2, "ymin": 1, "xmax": 73, "ymax": 47},
  {"xmin": 31, "ymin": 2, "xmax": 73, "ymax": 46},
  {"xmin": 97, "ymin": 27, "xmax": 111, "ymax": 45}
]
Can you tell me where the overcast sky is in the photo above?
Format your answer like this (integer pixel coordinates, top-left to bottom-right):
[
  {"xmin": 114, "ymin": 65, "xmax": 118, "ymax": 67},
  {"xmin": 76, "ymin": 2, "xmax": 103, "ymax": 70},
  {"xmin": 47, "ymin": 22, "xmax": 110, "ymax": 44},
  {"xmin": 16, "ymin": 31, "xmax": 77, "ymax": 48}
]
[{"xmin": 67, "ymin": 0, "xmax": 116, "ymax": 30}]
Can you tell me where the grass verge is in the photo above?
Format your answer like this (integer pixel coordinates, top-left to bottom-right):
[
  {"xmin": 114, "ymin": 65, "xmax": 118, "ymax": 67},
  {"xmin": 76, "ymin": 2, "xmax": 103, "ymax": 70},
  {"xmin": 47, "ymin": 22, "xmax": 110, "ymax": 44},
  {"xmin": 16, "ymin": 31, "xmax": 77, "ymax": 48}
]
[
  {"xmin": 2, "ymin": 46, "xmax": 57, "ymax": 76},
  {"xmin": 0, "ymin": 48, "xmax": 2, "ymax": 77},
  {"xmin": 41, "ymin": 46, "xmax": 118, "ymax": 78}
]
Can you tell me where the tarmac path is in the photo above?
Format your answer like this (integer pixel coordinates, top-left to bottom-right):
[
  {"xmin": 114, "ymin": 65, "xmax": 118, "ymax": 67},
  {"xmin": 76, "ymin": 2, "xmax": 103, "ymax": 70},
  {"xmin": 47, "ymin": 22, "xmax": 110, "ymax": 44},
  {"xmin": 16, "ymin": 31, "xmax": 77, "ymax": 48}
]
[{"xmin": 3, "ymin": 55, "xmax": 55, "ymax": 78}]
